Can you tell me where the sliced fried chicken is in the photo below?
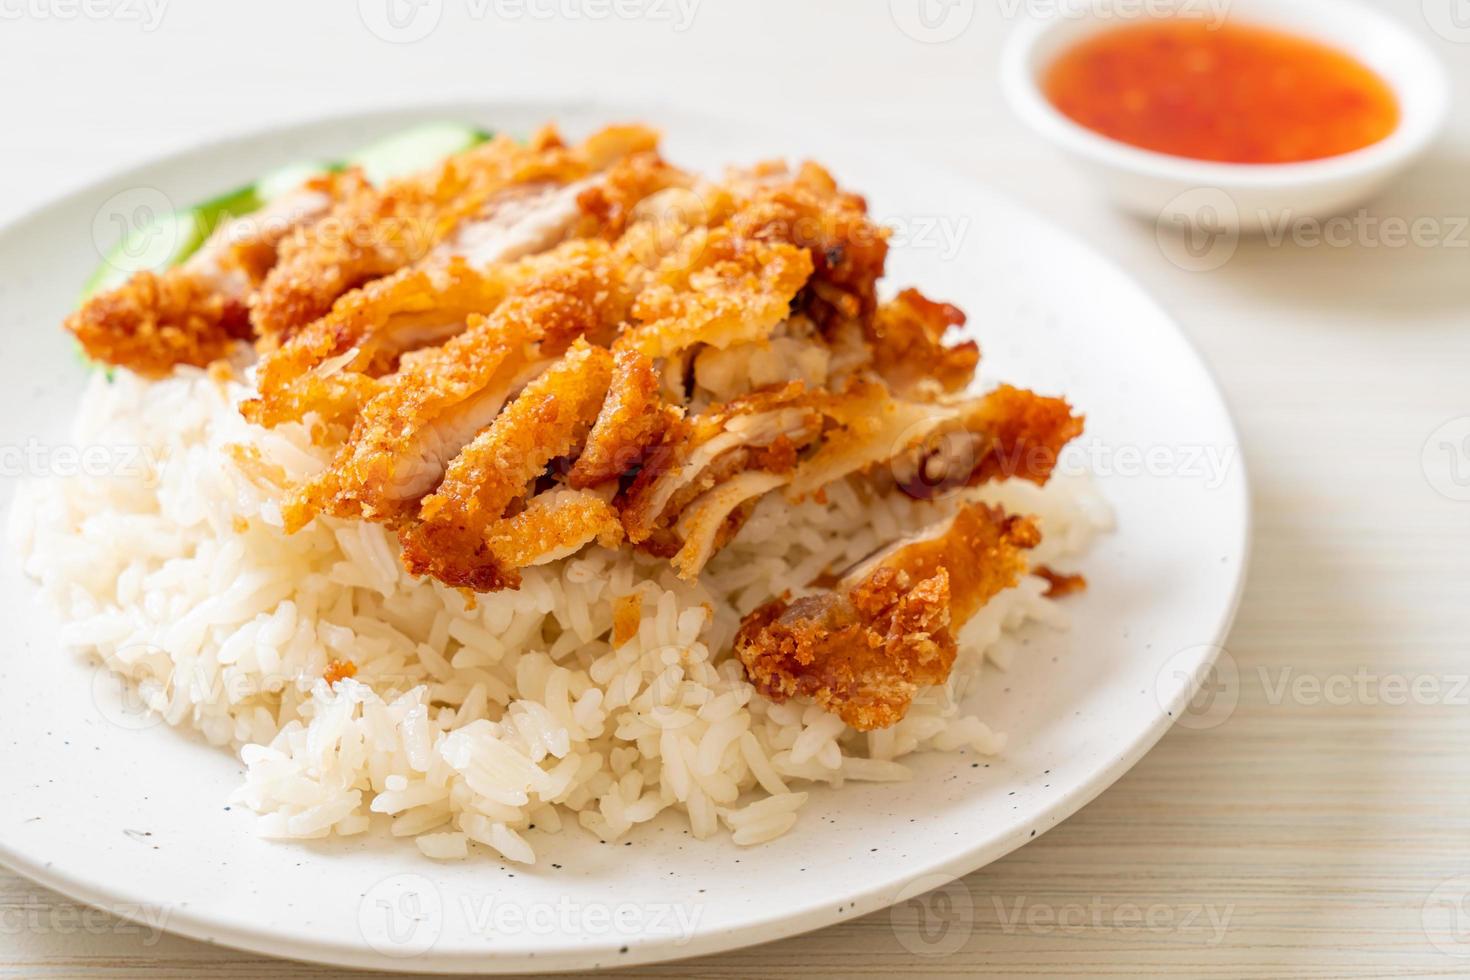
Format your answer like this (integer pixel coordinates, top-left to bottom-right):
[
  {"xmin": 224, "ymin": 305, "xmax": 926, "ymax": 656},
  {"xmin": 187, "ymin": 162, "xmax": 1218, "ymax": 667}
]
[
  {"xmin": 788, "ymin": 382, "xmax": 1083, "ymax": 501},
  {"xmin": 66, "ymin": 178, "xmax": 346, "ymax": 376},
  {"xmin": 867, "ymin": 288, "xmax": 979, "ymax": 396},
  {"xmin": 281, "ymin": 241, "xmax": 626, "ymax": 530},
  {"xmin": 249, "ymin": 125, "xmax": 658, "ymax": 345},
  {"xmin": 567, "ymin": 346, "xmax": 679, "ymax": 489},
  {"xmin": 399, "ymin": 338, "xmax": 614, "ymax": 591},
  {"xmin": 734, "ymin": 503, "xmax": 1040, "ymax": 731},
  {"xmin": 620, "ymin": 383, "xmax": 824, "ymax": 552},
  {"xmin": 247, "ymin": 151, "xmax": 688, "ymax": 430},
  {"xmin": 243, "ymin": 257, "xmax": 528, "ymax": 428}
]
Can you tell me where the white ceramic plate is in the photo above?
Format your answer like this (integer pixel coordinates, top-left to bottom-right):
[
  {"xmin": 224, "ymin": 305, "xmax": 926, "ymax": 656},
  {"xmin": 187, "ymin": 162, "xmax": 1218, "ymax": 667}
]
[{"xmin": 0, "ymin": 101, "xmax": 1249, "ymax": 973}]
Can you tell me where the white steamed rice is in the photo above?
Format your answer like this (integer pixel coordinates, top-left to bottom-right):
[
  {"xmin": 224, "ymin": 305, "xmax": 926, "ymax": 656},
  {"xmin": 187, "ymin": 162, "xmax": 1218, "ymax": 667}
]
[{"xmin": 9, "ymin": 367, "xmax": 1111, "ymax": 862}]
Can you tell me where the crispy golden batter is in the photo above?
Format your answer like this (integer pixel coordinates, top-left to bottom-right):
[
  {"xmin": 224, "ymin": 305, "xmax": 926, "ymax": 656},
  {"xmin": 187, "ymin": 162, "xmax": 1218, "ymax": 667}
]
[
  {"xmin": 727, "ymin": 161, "xmax": 890, "ymax": 326},
  {"xmin": 485, "ymin": 489, "xmax": 624, "ymax": 578},
  {"xmin": 1035, "ymin": 565, "xmax": 1087, "ymax": 598},
  {"xmin": 959, "ymin": 384, "xmax": 1083, "ymax": 487},
  {"xmin": 620, "ymin": 382, "xmax": 823, "ymax": 548},
  {"xmin": 619, "ymin": 228, "xmax": 813, "ymax": 358},
  {"xmin": 734, "ymin": 504, "xmax": 1039, "ymax": 730},
  {"xmin": 66, "ymin": 269, "xmax": 253, "ymax": 377},
  {"xmin": 247, "ymin": 150, "xmax": 687, "ymax": 431},
  {"xmin": 66, "ymin": 180, "xmax": 346, "ymax": 376},
  {"xmin": 868, "ymin": 289, "xmax": 979, "ymax": 395},
  {"xmin": 282, "ymin": 240, "xmax": 627, "ymax": 530},
  {"xmin": 400, "ymin": 339, "xmax": 614, "ymax": 591},
  {"xmin": 250, "ymin": 126, "xmax": 657, "ymax": 344},
  {"xmin": 244, "ymin": 257, "xmax": 532, "ymax": 428},
  {"xmin": 568, "ymin": 346, "xmax": 677, "ymax": 489}
]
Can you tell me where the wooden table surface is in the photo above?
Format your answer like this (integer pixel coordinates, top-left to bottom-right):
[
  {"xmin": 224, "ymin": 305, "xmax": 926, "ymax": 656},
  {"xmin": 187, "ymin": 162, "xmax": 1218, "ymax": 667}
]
[{"xmin": 2, "ymin": 1, "xmax": 1467, "ymax": 976}]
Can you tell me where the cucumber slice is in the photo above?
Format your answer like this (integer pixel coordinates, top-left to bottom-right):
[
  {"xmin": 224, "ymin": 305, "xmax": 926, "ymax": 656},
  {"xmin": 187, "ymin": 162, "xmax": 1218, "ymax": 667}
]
[
  {"xmin": 78, "ymin": 124, "xmax": 492, "ymax": 303},
  {"xmin": 80, "ymin": 183, "xmax": 261, "ymax": 300},
  {"xmin": 81, "ymin": 207, "xmax": 209, "ymax": 300},
  {"xmin": 347, "ymin": 122, "xmax": 492, "ymax": 184}
]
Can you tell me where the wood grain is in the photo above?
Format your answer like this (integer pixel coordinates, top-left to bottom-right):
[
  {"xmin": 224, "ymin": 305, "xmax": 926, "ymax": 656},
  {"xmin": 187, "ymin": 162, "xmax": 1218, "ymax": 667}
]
[{"xmin": 2, "ymin": 0, "xmax": 1467, "ymax": 975}]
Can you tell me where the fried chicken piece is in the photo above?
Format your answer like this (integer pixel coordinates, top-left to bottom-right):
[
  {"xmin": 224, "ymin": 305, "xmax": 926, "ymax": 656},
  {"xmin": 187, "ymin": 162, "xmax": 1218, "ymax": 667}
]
[
  {"xmin": 735, "ymin": 503, "xmax": 1040, "ymax": 730},
  {"xmin": 67, "ymin": 180, "xmax": 344, "ymax": 376},
  {"xmin": 281, "ymin": 241, "xmax": 627, "ymax": 530},
  {"xmin": 247, "ymin": 151, "xmax": 690, "ymax": 430},
  {"xmin": 787, "ymin": 382, "xmax": 1083, "ymax": 501},
  {"xmin": 243, "ymin": 256, "xmax": 533, "ymax": 429},
  {"xmin": 726, "ymin": 160, "xmax": 890, "ymax": 327},
  {"xmin": 67, "ymin": 269, "xmax": 253, "ymax": 377},
  {"xmin": 485, "ymin": 488, "xmax": 625, "ymax": 574},
  {"xmin": 867, "ymin": 289, "xmax": 979, "ymax": 396},
  {"xmin": 958, "ymin": 383, "xmax": 1084, "ymax": 486},
  {"xmin": 567, "ymin": 346, "xmax": 679, "ymax": 489},
  {"xmin": 620, "ymin": 383, "xmax": 823, "ymax": 547},
  {"xmin": 399, "ymin": 338, "xmax": 614, "ymax": 590},
  {"xmin": 618, "ymin": 228, "xmax": 814, "ymax": 358},
  {"xmin": 1035, "ymin": 565, "xmax": 1087, "ymax": 598},
  {"xmin": 670, "ymin": 469, "xmax": 789, "ymax": 578},
  {"xmin": 250, "ymin": 125, "xmax": 657, "ymax": 344}
]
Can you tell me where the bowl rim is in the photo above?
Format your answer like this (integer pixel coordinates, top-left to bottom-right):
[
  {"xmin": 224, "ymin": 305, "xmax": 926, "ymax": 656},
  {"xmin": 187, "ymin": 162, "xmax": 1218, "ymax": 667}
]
[{"xmin": 999, "ymin": 0, "xmax": 1452, "ymax": 189}]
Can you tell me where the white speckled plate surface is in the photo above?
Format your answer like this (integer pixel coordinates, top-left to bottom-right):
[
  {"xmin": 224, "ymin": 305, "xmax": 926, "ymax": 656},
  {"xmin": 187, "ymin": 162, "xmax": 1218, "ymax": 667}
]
[{"xmin": 0, "ymin": 101, "xmax": 1249, "ymax": 973}]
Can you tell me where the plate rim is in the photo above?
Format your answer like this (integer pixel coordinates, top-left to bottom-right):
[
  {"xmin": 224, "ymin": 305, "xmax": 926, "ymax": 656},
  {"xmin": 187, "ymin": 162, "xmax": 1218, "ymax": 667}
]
[{"xmin": 0, "ymin": 96, "xmax": 1253, "ymax": 973}]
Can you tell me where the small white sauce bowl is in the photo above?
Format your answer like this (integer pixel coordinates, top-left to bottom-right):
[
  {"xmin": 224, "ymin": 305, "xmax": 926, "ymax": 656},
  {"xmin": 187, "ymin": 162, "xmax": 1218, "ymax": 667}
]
[{"xmin": 1001, "ymin": 0, "xmax": 1451, "ymax": 233}]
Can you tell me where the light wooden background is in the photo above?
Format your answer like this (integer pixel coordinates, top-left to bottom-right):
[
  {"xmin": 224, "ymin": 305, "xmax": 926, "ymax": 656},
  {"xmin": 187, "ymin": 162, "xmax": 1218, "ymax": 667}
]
[{"xmin": 2, "ymin": 1, "xmax": 1468, "ymax": 976}]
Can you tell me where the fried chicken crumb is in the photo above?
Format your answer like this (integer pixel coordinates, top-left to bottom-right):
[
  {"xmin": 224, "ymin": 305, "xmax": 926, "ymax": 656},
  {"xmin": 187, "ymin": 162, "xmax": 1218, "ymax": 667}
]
[{"xmin": 1035, "ymin": 565, "xmax": 1087, "ymax": 598}]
